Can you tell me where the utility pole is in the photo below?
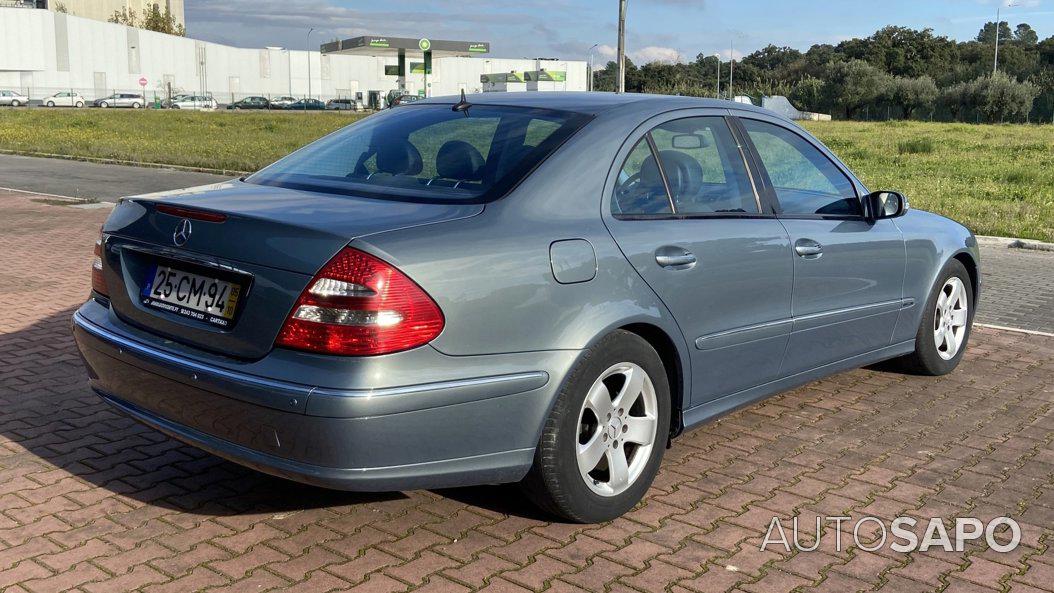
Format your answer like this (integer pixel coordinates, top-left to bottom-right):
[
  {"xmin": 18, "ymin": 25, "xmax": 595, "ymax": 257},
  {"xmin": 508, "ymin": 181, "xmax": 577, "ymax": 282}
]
[
  {"xmin": 617, "ymin": 0, "xmax": 627, "ymax": 93},
  {"xmin": 713, "ymin": 53, "xmax": 720, "ymax": 98},
  {"xmin": 588, "ymin": 43, "xmax": 598, "ymax": 92},
  {"xmin": 306, "ymin": 27, "xmax": 316, "ymax": 106},
  {"xmin": 728, "ymin": 40, "xmax": 734, "ymax": 100}
]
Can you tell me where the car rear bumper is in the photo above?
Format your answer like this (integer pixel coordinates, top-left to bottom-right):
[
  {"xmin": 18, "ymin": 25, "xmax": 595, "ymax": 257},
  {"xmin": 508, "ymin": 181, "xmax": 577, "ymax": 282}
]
[{"xmin": 72, "ymin": 302, "xmax": 577, "ymax": 491}]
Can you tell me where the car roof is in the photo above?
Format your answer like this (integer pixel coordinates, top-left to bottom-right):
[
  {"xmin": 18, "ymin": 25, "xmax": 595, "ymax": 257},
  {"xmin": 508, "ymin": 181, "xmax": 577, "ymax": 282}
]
[{"xmin": 412, "ymin": 91, "xmax": 785, "ymax": 119}]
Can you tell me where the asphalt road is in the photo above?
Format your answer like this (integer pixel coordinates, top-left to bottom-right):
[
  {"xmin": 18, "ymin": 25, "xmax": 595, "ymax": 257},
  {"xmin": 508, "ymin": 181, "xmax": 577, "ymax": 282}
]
[{"xmin": 0, "ymin": 153, "xmax": 231, "ymax": 201}]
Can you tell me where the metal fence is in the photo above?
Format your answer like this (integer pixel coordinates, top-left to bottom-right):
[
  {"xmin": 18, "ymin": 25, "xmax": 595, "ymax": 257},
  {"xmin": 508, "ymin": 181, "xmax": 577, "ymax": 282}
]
[{"xmin": 0, "ymin": 86, "xmax": 384, "ymax": 110}]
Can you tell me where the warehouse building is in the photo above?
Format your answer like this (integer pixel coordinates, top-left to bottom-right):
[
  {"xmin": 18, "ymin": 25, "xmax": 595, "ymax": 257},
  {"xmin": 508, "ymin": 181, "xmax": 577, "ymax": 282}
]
[{"xmin": 0, "ymin": 7, "xmax": 587, "ymax": 106}]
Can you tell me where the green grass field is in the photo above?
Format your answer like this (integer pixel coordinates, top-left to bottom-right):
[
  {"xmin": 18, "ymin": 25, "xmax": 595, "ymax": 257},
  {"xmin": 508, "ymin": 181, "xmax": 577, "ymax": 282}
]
[{"xmin": 0, "ymin": 110, "xmax": 1051, "ymax": 241}]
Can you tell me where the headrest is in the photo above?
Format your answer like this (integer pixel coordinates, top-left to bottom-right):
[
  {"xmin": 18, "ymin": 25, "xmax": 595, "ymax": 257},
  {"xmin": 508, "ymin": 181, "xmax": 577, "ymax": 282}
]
[
  {"xmin": 436, "ymin": 140, "xmax": 485, "ymax": 181},
  {"xmin": 376, "ymin": 140, "xmax": 423, "ymax": 176}
]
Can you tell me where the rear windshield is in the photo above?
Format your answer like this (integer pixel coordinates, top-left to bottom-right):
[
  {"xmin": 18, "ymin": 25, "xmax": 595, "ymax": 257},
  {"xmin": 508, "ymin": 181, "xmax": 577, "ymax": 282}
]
[{"xmin": 246, "ymin": 104, "xmax": 591, "ymax": 203}]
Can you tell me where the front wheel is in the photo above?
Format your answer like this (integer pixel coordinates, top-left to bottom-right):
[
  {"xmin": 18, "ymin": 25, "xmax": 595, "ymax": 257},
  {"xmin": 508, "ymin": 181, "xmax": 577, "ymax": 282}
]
[
  {"xmin": 46, "ymin": 101, "xmax": 55, "ymax": 107},
  {"xmin": 894, "ymin": 259, "xmax": 973, "ymax": 375},
  {"xmin": 11, "ymin": 100, "xmax": 20, "ymax": 107},
  {"xmin": 522, "ymin": 330, "xmax": 670, "ymax": 523},
  {"xmin": 99, "ymin": 102, "xmax": 109, "ymax": 108},
  {"xmin": 75, "ymin": 101, "xmax": 84, "ymax": 108},
  {"xmin": 132, "ymin": 102, "xmax": 141, "ymax": 109}
]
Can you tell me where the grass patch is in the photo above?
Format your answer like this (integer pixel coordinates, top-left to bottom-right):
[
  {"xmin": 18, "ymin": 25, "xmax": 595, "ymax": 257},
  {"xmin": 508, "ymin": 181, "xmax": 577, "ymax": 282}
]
[
  {"xmin": 0, "ymin": 111, "xmax": 1051, "ymax": 241},
  {"xmin": 896, "ymin": 137, "xmax": 936, "ymax": 154},
  {"xmin": 0, "ymin": 109, "xmax": 361, "ymax": 172},
  {"xmin": 803, "ymin": 120, "xmax": 1054, "ymax": 242}
]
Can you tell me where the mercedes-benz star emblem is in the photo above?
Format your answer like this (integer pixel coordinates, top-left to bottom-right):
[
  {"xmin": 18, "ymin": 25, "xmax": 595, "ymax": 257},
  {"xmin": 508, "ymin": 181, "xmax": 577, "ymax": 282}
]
[{"xmin": 173, "ymin": 218, "xmax": 192, "ymax": 247}]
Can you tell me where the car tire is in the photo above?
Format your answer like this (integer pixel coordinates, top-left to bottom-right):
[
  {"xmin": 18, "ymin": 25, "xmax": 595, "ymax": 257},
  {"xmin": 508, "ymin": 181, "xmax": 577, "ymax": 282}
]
[
  {"xmin": 75, "ymin": 101, "xmax": 84, "ymax": 108},
  {"xmin": 46, "ymin": 101, "xmax": 55, "ymax": 107},
  {"xmin": 132, "ymin": 102, "xmax": 141, "ymax": 109},
  {"xmin": 893, "ymin": 259, "xmax": 973, "ymax": 376},
  {"xmin": 522, "ymin": 330, "xmax": 671, "ymax": 523},
  {"xmin": 100, "ymin": 102, "xmax": 109, "ymax": 108},
  {"xmin": 11, "ymin": 100, "xmax": 20, "ymax": 107}
]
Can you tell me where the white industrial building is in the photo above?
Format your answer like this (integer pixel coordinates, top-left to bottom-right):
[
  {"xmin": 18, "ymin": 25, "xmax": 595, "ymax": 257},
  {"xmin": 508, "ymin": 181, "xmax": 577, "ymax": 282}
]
[{"xmin": 0, "ymin": 7, "xmax": 588, "ymax": 105}]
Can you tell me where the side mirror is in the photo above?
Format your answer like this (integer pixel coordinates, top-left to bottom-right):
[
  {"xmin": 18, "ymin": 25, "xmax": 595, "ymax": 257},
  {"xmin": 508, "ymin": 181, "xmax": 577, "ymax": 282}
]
[{"xmin": 865, "ymin": 191, "xmax": 909, "ymax": 221}]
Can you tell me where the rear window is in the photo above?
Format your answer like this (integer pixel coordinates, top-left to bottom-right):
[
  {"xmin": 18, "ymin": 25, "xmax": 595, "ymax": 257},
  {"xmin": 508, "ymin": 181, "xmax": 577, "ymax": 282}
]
[{"xmin": 246, "ymin": 104, "xmax": 591, "ymax": 203}]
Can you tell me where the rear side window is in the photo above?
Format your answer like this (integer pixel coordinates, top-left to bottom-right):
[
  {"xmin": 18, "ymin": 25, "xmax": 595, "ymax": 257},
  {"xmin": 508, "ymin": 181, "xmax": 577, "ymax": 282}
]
[
  {"xmin": 613, "ymin": 116, "xmax": 758, "ymax": 216},
  {"xmin": 740, "ymin": 119, "xmax": 859, "ymax": 216},
  {"xmin": 248, "ymin": 105, "xmax": 590, "ymax": 203},
  {"xmin": 613, "ymin": 138, "xmax": 673, "ymax": 215},
  {"xmin": 649, "ymin": 117, "xmax": 757, "ymax": 214}
]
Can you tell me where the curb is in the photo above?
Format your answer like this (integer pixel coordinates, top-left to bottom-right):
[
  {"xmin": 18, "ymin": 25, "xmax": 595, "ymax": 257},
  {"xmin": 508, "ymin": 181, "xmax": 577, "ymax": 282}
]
[
  {"xmin": 0, "ymin": 149, "xmax": 249, "ymax": 177},
  {"xmin": 976, "ymin": 235, "xmax": 1054, "ymax": 253}
]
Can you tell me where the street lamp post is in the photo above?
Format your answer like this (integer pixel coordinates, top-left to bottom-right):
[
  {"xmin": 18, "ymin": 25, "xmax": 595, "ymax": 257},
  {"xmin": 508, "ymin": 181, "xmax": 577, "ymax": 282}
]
[
  {"xmin": 994, "ymin": 2, "xmax": 1022, "ymax": 75},
  {"xmin": 728, "ymin": 41, "xmax": 734, "ymax": 101},
  {"xmin": 617, "ymin": 0, "xmax": 627, "ymax": 93},
  {"xmin": 587, "ymin": 43, "xmax": 598, "ymax": 92}
]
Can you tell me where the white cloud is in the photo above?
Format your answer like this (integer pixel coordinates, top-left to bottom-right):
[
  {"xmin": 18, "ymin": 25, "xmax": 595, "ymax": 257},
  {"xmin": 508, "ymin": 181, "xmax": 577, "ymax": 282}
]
[
  {"xmin": 716, "ymin": 48, "xmax": 745, "ymax": 61},
  {"xmin": 596, "ymin": 44, "xmax": 617, "ymax": 58},
  {"xmin": 632, "ymin": 46, "xmax": 684, "ymax": 64}
]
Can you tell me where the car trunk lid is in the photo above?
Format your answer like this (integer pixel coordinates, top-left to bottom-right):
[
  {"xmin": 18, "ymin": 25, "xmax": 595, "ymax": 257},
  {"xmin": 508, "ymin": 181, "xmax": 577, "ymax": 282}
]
[{"xmin": 100, "ymin": 180, "xmax": 481, "ymax": 359}]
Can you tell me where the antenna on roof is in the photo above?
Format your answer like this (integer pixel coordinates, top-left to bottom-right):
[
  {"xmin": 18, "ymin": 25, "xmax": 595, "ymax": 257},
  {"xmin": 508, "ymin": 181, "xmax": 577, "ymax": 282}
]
[{"xmin": 452, "ymin": 89, "xmax": 472, "ymax": 115}]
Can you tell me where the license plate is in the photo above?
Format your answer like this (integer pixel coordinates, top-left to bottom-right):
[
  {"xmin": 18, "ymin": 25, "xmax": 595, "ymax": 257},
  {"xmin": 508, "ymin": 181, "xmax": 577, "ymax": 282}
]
[{"xmin": 142, "ymin": 265, "xmax": 241, "ymax": 328}]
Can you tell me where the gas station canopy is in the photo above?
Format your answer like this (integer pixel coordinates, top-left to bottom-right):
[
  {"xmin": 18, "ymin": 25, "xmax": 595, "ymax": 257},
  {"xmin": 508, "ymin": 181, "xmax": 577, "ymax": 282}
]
[{"xmin": 321, "ymin": 36, "xmax": 490, "ymax": 57}]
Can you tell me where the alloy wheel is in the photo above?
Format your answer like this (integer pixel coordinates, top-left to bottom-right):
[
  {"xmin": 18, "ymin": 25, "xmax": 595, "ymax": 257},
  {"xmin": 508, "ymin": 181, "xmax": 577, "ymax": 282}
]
[
  {"xmin": 576, "ymin": 362, "xmax": 658, "ymax": 497},
  {"xmin": 934, "ymin": 276, "xmax": 968, "ymax": 360}
]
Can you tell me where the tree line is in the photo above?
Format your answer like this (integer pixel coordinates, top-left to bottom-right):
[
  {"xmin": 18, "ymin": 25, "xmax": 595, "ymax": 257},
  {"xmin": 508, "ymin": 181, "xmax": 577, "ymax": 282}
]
[{"xmin": 594, "ymin": 23, "xmax": 1054, "ymax": 123}]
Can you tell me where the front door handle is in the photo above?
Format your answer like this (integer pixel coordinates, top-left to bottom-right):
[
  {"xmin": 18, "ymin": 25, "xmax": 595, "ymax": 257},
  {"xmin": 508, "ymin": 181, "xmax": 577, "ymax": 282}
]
[
  {"xmin": 655, "ymin": 246, "xmax": 696, "ymax": 269},
  {"xmin": 794, "ymin": 238, "xmax": 823, "ymax": 259}
]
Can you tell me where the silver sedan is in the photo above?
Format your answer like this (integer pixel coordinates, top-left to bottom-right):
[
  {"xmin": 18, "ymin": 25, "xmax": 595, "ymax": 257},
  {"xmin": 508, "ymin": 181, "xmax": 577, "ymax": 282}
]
[{"xmin": 73, "ymin": 93, "xmax": 979, "ymax": 522}]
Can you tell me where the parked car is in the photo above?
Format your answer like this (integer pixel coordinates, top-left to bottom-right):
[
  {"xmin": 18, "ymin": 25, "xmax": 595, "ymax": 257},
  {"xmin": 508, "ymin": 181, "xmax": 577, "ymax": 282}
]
[
  {"xmin": 94, "ymin": 93, "xmax": 145, "ymax": 108},
  {"xmin": 162, "ymin": 94, "xmax": 191, "ymax": 109},
  {"xmin": 227, "ymin": 96, "xmax": 271, "ymax": 110},
  {"xmin": 0, "ymin": 90, "xmax": 29, "ymax": 107},
  {"xmin": 169, "ymin": 95, "xmax": 217, "ymax": 110},
  {"xmin": 73, "ymin": 93, "xmax": 979, "ymax": 523},
  {"xmin": 42, "ymin": 91, "xmax": 85, "ymax": 108},
  {"xmin": 389, "ymin": 93, "xmax": 422, "ymax": 107},
  {"xmin": 325, "ymin": 98, "xmax": 359, "ymax": 111},
  {"xmin": 284, "ymin": 98, "xmax": 325, "ymax": 111},
  {"xmin": 269, "ymin": 95, "xmax": 298, "ymax": 109}
]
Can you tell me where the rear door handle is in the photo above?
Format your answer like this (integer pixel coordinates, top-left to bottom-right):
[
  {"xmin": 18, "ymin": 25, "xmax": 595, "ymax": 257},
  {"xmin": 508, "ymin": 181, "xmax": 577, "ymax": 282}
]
[
  {"xmin": 655, "ymin": 246, "xmax": 696, "ymax": 269},
  {"xmin": 794, "ymin": 239, "xmax": 823, "ymax": 259}
]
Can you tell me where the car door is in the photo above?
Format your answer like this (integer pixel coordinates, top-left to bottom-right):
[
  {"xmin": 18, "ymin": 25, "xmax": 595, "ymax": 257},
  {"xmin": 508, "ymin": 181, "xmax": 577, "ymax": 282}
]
[
  {"xmin": 735, "ymin": 115, "xmax": 906, "ymax": 375},
  {"xmin": 604, "ymin": 112, "xmax": 793, "ymax": 406}
]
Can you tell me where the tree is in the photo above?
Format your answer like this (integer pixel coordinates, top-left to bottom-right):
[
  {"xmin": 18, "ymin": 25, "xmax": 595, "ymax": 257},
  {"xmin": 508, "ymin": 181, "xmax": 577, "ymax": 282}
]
[
  {"xmin": 976, "ymin": 71, "xmax": 1039, "ymax": 122},
  {"xmin": 109, "ymin": 2, "xmax": 185, "ymax": 36},
  {"xmin": 824, "ymin": 59, "xmax": 892, "ymax": 118},
  {"xmin": 977, "ymin": 21, "xmax": 1013, "ymax": 44},
  {"xmin": 789, "ymin": 75, "xmax": 825, "ymax": 112},
  {"xmin": 1015, "ymin": 23, "xmax": 1039, "ymax": 45},
  {"xmin": 889, "ymin": 75, "xmax": 939, "ymax": 118}
]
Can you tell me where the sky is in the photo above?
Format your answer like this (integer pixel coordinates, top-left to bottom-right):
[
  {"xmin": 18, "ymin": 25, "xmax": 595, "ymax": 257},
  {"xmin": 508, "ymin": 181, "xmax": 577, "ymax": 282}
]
[{"xmin": 185, "ymin": 0, "xmax": 1054, "ymax": 64}]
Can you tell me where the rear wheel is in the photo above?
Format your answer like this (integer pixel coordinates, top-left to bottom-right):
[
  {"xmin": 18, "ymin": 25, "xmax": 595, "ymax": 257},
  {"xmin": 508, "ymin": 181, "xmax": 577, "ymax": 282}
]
[
  {"xmin": 894, "ymin": 259, "xmax": 973, "ymax": 375},
  {"xmin": 75, "ymin": 101, "xmax": 84, "ymax": 108},
  {"xmin": 522, "ymin": 330, "xmax": 670, "ymax": 523}
]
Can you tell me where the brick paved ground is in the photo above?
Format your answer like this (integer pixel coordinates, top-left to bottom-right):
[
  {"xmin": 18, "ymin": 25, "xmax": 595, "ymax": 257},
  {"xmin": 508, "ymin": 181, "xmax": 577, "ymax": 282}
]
[
  {"xmin": 975, "ymin": 244, "xmax": 1054, "ymax": 335},
  {"xmin": 0, "ymin": 191, "xmax": 1051, "ymax": 593}
]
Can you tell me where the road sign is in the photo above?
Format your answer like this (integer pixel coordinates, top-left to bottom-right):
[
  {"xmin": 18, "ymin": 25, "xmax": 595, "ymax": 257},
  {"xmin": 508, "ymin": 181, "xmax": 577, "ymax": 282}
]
[{"xmin": 139, "ymin": 77, "xmax": 148, "ymax": 86}]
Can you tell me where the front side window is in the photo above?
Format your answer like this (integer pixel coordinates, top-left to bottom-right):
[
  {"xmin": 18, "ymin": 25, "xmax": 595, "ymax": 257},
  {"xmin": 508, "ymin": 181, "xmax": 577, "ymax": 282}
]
[
  {"xmin": 740, "ymin": 118, "xmax": 859, "ymax": 216},
  {"xmin": 248, "ymin": 104, "xmax": 589, "ymax": 203}
]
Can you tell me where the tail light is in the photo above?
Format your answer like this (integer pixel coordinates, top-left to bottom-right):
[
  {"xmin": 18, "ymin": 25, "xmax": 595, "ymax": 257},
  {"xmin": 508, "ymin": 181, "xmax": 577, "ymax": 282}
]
[
  {"xmin": 275, "ymin": 247, "xmax": 444, "ymax": 356},
  {"xmin": 91, "ymin": 231, "xmax": 108, "ymax": 297}
]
